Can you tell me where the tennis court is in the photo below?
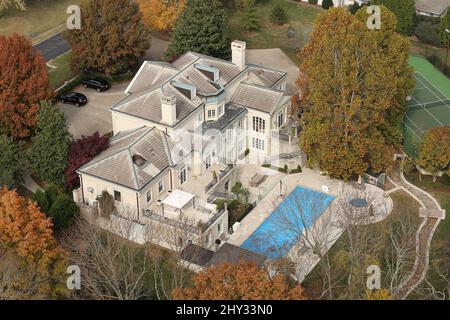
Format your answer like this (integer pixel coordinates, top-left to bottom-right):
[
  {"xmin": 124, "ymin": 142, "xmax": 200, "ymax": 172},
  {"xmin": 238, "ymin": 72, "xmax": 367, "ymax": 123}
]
[{"xmin": 404, "ymin": 57, "xmax": 450, "ymax": 157}]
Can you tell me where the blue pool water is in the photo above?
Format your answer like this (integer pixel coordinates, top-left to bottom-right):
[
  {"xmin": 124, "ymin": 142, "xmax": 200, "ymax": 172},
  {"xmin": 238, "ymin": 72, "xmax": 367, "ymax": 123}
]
[{"xmin": 241, "ymin": 186, "xmax": 335, "ymax": 259}]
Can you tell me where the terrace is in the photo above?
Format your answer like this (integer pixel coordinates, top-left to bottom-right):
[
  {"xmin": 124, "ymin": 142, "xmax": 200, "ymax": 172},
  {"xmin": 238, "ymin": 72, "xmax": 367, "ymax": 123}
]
[{"xmin": 143, "ymin": 189, "xmax": 227, "ymax": 235}]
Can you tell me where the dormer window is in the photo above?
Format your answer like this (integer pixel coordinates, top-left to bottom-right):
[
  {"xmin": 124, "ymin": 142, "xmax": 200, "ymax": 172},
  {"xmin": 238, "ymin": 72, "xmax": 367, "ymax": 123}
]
[
  {"xmin": 171, "ymin": 81, "xmax": 197, "ymax": 100},
  {"xmin": 132, "ymin": 154, "xmax": 147, "ymax": 167},
  {"xmin": 194, "ymin": 64, "xmax": 219, "ymax": 82},
  {"xmin": 207, "ymin": 109, "xmax": 216, "ymax": 119}
]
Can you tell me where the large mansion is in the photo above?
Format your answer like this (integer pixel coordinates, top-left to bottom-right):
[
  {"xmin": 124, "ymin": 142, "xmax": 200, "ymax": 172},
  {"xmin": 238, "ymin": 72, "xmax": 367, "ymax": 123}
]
[{"xmin": 73, "ymin": 41, "xmax": 297, "ymax": 251}]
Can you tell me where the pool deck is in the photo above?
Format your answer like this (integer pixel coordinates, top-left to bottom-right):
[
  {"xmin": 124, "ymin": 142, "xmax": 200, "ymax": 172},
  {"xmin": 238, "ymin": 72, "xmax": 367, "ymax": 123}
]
[
  {"xmin": 228, "ymin": 167, "xmax": 393, "ymax": 281},
  {"xmin": 229, "ymin": 168, "xmax": 343, "ymax": 246}
]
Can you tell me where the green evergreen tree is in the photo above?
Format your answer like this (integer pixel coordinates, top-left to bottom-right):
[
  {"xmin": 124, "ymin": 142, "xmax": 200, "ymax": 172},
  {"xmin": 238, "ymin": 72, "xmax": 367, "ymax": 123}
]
[
  {"xmin": 322, "ymin": 0, "xmax": 334, "ymax": 10},
  {"xmin": 270, "ymin": 4, "xmax": 288, "ymax": 25},
  {"xmin": 372, "ymin": 0, "xmax": 416, "ymax": 35},
  {"xmin": 65, "ymin": 0, "xmax": 150, "ymax": 75},
  {"xmin": 32, "ymin": 189, "xmax": 50, "ymax": 213},
  {"xmin": 29, "ymin": 101, "xmax": 72, "ymax": 186},
  {"xmin": 166, "ymin": 0, "xmax": 231, "ymax": 59},
  {"xmin": 48, "ymin": 194, "xmax": 80, "ymax": 232},
  {"xmin": 0, "ymin": 134, "xmax": 25, "ymax": 188},
  {"xmin": 439, "ymin": 9, "xmax": 450, "ymax": 71},
  {"xmin": 241, "ymin": 0, "xmax": 260, "ymax": 31}
]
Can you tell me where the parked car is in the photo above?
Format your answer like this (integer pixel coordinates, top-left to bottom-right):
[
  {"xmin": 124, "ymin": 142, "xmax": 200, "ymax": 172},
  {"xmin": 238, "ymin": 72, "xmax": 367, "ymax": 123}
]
[
  {"xmin": 82, "ymin": 78, "xmax": 110, "ymax": 92},
  {"xmin": 59, "ymin": 92, "xmax": 88, "ymax": 107}
]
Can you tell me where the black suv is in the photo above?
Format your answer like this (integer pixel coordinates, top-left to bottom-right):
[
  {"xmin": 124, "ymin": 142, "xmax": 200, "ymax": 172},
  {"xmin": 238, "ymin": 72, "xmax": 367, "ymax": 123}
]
[
  {"xmin": 59, "ymin": 92, "xmax": 88, "ymax": 107},
  {"xmin": 82, "ymin": 78, "xmax": 110, "ymax": 92}
]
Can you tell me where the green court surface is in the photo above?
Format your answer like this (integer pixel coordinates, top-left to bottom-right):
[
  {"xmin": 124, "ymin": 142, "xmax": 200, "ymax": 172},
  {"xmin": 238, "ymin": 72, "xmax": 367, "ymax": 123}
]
[{"xmin": 404, "ymin": 57, "xmax": 450, "ymax": 158}]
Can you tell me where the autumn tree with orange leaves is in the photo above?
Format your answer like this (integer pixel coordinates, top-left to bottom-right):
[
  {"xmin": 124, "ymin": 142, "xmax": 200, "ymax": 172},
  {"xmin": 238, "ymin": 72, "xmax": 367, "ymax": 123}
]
[
  {"xmin": 173, "ymin": 262, "xmax": 307, "ymax": 300},
  {"xmin": 0, "ymin": 34, "xmax": 53, "ymax": 139},
  {"xmin": 138, "ymin": 0, "xmax": 186, "ymax": 32},
  {"xmin": 0, "ymin": 188, "xmax": 67, "ymax": 299}
]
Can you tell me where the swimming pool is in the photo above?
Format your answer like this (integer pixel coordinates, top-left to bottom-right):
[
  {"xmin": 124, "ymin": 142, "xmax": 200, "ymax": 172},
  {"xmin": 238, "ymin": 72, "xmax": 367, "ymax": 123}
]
[{"xmin": 241, "ymin": 186, "xmax": 335, "ymax": 259}]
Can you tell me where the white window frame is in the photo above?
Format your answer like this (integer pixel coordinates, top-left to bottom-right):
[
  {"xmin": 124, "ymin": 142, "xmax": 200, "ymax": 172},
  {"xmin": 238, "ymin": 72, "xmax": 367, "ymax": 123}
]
[
  {"xmin": 277, "ymin": 111, "xmax": 284, "ymax": 129},
  {"xmin": 252, "ymin": 137, "xmax": 265, "ymax": 151},
  {"xmin": 146, "ymin": 190, "xmax": 152, "ymax": 205},
  {"xmin": 207, "ymin": 109, "xmax": 216, "ymax": 119},
  {"xmin": 180, "ymin": 166, "xmax": 188, "ymax": 184},
  {"xmin": 158, "ymin": 180, "xmax": 164, "ymax": 194},
  {"xmin": 252, "ymin": 117, "xmax": 265, "ymax": 133}
]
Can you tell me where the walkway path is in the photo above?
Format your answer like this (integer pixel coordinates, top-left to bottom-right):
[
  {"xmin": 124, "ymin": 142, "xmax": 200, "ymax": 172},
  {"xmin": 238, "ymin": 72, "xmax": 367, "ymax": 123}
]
[
  {"xmin": 22, "ymin": 174, "xmax": 43, "ymax": 194},
  {"xmin": 388, "ymin": 168, "xmax": 445, "ymax": 299}
]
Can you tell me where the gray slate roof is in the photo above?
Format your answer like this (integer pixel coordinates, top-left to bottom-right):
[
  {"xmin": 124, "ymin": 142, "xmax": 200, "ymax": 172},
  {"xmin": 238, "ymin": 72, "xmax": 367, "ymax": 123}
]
[
  {"xmin": 231, "ymin": 83, "xmax": 290, "ymax": 114},
  {"xmin": 207, "ymin": 243, "xmax": 267, "ymax": 268},
  {"xmin": 416, "ymin": 0, "xmax": 450, "ymax": 16},
  {"xmin": 180, "ymin": 243, "xmax": 214, "ymax": 267},
  {"xmin": 112, "ymin": 51, "xmax": 288, "ymax": 125},
  {"xmin": 202, "ymin": 104, "xmax": 247, "ymax": 134},
  {"xmin": 78, "ymin": 126, "xmax": 189, "ymax": 190}
]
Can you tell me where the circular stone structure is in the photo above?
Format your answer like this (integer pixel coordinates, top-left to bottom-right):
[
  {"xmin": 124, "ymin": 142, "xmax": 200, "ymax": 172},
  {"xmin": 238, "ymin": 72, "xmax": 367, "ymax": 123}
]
[{"xmin": 349, "ymin": 198, "xmax": 368, "ymax": 208}]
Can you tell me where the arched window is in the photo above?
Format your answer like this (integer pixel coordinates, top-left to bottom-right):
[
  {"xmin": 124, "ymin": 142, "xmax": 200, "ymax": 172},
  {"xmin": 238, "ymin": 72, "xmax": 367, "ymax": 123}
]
[{"xmin": 252, "ymin": 117, "xmax": 265, "ymax": 133}]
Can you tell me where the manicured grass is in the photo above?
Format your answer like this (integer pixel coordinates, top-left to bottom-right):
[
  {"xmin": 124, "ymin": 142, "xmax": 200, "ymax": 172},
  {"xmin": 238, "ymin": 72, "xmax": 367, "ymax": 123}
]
[
  {"xmin": 49, "ymin": 51, "xmax": 74, "ymax": 89},
  {"xmin": 228, "ymin": 0, "xmax": 323, "ymax": 65},
  {"xmin": 0, "ymin": 0, "xmax": 81, "ymax": 38},
  {"xmin": 404, "ymin": 171, "xmax": 450, "ymax": 240}
]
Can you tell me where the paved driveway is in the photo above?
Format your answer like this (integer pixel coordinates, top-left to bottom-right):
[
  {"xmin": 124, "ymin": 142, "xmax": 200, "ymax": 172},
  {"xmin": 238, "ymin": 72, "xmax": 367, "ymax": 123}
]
[
  {"xmin": 247, "ymin": 48, "xmax": 300, "ymax": 94},
  {"xmin": 34, "ymin": 32, "xmax": 70, "ymax": 62},
  {"xmin": 57, "ymin": 81, "xmax": 130, "ymax": 139}
]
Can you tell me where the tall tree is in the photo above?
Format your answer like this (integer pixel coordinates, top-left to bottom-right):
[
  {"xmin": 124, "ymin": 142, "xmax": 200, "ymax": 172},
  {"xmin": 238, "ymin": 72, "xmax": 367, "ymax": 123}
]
[
  {"xmin": 0, "ymin": 0, "xmax": 25, "ymax": 13},
  {"xmin": 322, "ymin": 0, "xmax": 334, "ymax": 10},
  {"xmin": 417, "ymin": 126, "xmax": 450, "ymax": 182},
  {"xmin": 165, "ymin": 0, "xmax": 231, "ymax": 60},
  {"xmin": 241, "ymin": 0, "xmax": 260, "ymax": 31},
  {"xmin": 0, "ymin": 188, "xmax": 67, "ymax": 299},
  {"xmin": 371, "ymin": 0, "xmax": 416, "ymax": 35},
  {"xmin": 29, "ymin": 101, "xmax": 72, "ymax": 186},
  {"xmin": 0, "ymin": 134, "xmax": 25, "ymax": 188},
  {"xmin": 65, "ymin": 132, "xmax": 109, "ymax": 190},
  {"xmin": 0, "ymin": 34, "xmax": 53, "ymax": 139},
  {"xmin": 439, "ymin": 9, "xmax": 450, "ymax": 71},
  {"xmin": 298, "ymin": 7, "xmax": 414, "ymax": 180},
  {"xmin": 65, "ymin": 0, "xmax": 150, "ymax": 75},
  {"xmin": 137, "ymin": 0, "xmax": 186, "ymax": 32},
  {"xmin": 173, "ymin": 262, "xmax": 307, "ymax": 300}
]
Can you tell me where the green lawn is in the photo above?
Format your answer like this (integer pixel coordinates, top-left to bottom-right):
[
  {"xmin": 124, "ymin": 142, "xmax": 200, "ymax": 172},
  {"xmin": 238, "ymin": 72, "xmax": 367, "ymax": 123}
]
[
  {"xmin": 404, "ymin": 171, "xmax": 450, "ymax": 240},
  {"xmin": 228, "ymin": 0, "xmax": 323, "ymax": 65},
  {"xmin": 49, "ymin": 51, "xmax": 74, "ymax": 89},
  {"xmin": 0, "ymin": 0, "xmax": 81, "ymax": 38}
]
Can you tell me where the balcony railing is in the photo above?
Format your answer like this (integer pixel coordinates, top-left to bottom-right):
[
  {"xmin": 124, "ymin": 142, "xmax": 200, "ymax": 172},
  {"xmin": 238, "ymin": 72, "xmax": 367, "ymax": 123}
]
[
  {"xmin": 143, "ymin": 210, "xmax": 200, "ymax": 235},
  {"xmin": 202, "ymin": 208, "xmax": 226, "ymax": 232},
  {"xmin": 218, "ymin": 165, "xmax": 233, "ymax": 180}
]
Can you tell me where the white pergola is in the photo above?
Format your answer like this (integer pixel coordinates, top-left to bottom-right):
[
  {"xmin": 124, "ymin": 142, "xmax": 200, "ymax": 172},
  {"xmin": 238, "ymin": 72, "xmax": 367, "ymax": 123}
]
[{"xmin": 161, "ymin": 189, "xmax": 195, "ymax": 218}]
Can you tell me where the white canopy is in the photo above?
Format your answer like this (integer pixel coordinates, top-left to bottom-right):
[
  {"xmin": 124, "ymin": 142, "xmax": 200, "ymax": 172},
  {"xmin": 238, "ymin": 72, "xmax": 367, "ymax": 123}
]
[{"xmin": 162, "ymin": 189, "xmax": 195, "ymax": 210}]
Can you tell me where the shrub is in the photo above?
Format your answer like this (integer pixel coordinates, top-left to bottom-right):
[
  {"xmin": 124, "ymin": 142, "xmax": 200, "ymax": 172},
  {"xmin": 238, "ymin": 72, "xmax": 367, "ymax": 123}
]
[
  {"xmin": 290, "ymin": 165, "xmax": 302, "ymax": 174},
  {"xmin": 45, "ymin": 184, "xmax": 60, "ymax": 205},
  {"xmin": 414, "ymin": 21, "xmax": 441, "ymax": 46},
  {"xmin": 48, "ymin": 194, "xmax": 80, "ymax": 232},
  {"xmin": 215, "ymin": 199, "xmax": 226, "ymax": 210},
  {"xmin": 98, "ymin": 191, "xmax": 116, "ymax": 218},
  {"xmin": 321, "ymin": 0, "xmax": 334, "ymax": 10},
  {"xmin": 32, "ymin": 190, "xmax": 50, "ymax": 213},
  {"xmin": 270, "ymin": 5, "xmax": 288, "ymax": 25},
  {"xmin": 349, "ymin": 2, "xmax": 361, "ymax": 15}
]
